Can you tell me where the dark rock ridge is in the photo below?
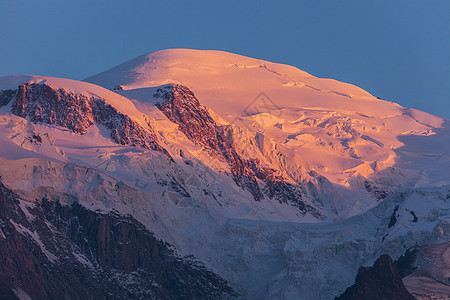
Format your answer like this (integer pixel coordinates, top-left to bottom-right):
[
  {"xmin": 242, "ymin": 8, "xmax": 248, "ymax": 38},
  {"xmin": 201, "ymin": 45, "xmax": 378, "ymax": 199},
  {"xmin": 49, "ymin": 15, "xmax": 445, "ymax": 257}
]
[
  {"xmin": 0, "ymin": 82, "xmax": 164, "ymax": 152},
  {"xmin": 394, "ymin": 248, "xmax": 418, "ymax": 278},
  {"xmin": 0, "ymin": 181, "xmax": 235, "ymax": 299},
  {"xmin": 155, "ymin": 84, "xmax": 263, "ymax": 200},
  {"xmin": 154, "ymin": 84, "xmax": 321, "ymax": 217},
  {"xmin": 335, "ymin": 254, "xmax": 415, "ymax": 300}
]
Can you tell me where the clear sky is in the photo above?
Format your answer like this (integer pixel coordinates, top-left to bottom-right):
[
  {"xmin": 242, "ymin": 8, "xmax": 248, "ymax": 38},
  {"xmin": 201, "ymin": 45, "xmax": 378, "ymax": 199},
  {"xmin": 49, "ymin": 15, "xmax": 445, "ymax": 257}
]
[{"xmin": 1, "ymin": 0, "xmax": 449, "ymax": 119}]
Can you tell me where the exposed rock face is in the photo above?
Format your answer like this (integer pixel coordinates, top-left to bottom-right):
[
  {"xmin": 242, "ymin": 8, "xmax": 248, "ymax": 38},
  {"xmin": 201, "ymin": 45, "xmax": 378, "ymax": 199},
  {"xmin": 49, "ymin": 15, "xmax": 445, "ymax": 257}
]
[
  {"xmin": 394, "ymin": 248, "xmax": 418, "ymax": 278},
  {"xmin": 155, "ymin": 84, "xmax": 263, "ymax": 200},
  {"xmin": 0, "ymin": 89, "xmax": 16, "ymax": 108},
  {"xmin": 154, "ymin": 84, "xmax": 321, "ymax": 217},
  {"xmin": 0, "ymin": 182, "xmax": 235, "ymax": 299},
  {"xmin": 12, "ymin": 83, "xmax": 94, "ymax": 134},
  {"xmin": 335, "ymin": 254, "xmax": 415, "ymax": 300},
  {"xmin": 155, "ymin": 84, "xmax": 220, "ymax": 153},
  {"xmin": 0, "ymin": 83, "xmax": 163, "ymax": 152}
]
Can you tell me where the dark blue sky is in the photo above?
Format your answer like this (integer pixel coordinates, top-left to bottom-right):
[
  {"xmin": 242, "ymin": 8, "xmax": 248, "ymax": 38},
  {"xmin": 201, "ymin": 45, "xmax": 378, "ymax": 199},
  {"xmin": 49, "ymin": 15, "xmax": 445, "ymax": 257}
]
[{"xmin": 1, "ymin": 0, "xmax": 449, "ymax": 118}]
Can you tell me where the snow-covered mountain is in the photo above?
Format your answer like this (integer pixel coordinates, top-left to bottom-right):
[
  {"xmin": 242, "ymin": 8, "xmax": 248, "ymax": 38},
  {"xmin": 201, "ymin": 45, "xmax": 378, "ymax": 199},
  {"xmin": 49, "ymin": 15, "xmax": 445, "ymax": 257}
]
[{"xmin": 0, "ymin": 49, "xmax": 449, "ymax": 299}]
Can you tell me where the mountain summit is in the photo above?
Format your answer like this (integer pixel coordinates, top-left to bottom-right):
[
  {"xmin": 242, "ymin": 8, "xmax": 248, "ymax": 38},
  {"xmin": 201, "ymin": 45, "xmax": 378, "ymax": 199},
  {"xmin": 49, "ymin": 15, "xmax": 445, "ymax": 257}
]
[{"xmin": 86, "ymin": 48, "xmax": 404, "ymax": 118}]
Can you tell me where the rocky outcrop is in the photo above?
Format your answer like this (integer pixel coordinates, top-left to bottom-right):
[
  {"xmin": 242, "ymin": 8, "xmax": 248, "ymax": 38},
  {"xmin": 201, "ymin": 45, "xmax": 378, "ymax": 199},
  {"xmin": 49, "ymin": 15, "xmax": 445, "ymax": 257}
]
[
  {"xmin": 12, "ymin": 82, "xmax": 94, "ymax": 133},
  {"xmin": 155, "ymin": 84, "xmax": 263, "ymax": 200},
  {"xmin": 1, "ymin": 83, "xmax": 163, "ymax": 152},
  {"xmin": 0, "ymin": 181, "xmax": 235, "ymax": 299},
  {"xmin": 0, "ymin": 89, "xmax": 16, "ymax": 108},
  {"xmin": 335, "ymin": 254, "xmax": 415, "ymax": 300}
]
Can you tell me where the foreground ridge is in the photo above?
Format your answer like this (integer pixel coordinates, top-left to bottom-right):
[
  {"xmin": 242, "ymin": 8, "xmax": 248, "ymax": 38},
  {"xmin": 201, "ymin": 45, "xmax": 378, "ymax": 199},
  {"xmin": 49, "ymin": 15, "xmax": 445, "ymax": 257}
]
[{"xmin": 0, "ymin": 181, "xmax": 236, "ymax": 299}]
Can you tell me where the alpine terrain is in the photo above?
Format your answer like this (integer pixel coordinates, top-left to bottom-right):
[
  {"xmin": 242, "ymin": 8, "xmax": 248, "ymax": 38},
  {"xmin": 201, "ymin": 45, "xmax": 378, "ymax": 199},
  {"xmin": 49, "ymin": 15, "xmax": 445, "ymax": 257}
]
[{"xmin": 0, "ymin": 49, "xmax": 449, "ymax": 299}]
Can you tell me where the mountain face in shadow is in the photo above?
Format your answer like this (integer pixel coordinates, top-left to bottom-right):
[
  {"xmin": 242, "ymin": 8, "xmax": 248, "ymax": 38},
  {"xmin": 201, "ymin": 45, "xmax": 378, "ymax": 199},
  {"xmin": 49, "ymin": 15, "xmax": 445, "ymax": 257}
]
[{"xmin": 335, "ymin": 255, "xmax": 414, "ymax": 300}]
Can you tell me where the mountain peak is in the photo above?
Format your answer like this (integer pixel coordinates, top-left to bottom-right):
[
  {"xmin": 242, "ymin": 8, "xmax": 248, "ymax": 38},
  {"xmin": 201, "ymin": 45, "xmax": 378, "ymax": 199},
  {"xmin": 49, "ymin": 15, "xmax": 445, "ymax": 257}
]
[
  {"xmin": 84, "ymin": 48, "xmax": 411, "ymax": 120},
  {"xmin": 85, "ymin": 48, "xmax": 313, "ymax": 90}
]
